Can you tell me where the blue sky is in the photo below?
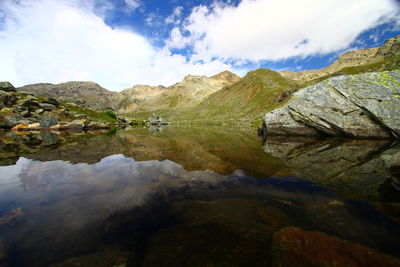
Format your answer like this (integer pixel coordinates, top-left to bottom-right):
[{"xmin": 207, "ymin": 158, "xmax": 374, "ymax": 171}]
[{"xmin": 0, "ymin": 0, "xmax": 399, "ymax": 91}]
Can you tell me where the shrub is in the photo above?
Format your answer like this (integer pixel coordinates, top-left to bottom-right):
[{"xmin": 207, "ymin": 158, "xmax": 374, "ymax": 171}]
[{"xmin": 105, "ymin": 110, "xmax": 117, "ymax": 120}]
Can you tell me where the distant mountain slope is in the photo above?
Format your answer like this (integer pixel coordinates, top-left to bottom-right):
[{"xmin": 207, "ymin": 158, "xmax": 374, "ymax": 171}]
[
  {"xmin": 280, "ymin": 35, "xmax": 400, "ymax": 83},
  {"xmin": 118, "ymin": 85, "xmax": 168, "ymax": 113},
  {"xmin": 134, "ymin": 71, "xmax": 240, "ymax": 111},
  {"xmin": 18, "ymin": 82, "xmax": 123, "ymax": 111},
  {"xmin": 194, "ymin": 69, "xmax": 298, "ymax": 122}
]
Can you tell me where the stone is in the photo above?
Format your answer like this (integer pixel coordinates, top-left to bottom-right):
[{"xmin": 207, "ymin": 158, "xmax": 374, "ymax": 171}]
[
  {"xmin": 272, "ymin": 227, "xmax": 400, "ymax": 267},
  {"xmin": 0, "ymin": 82, "xmax": 16, "ymax": 92},
  {"xmin": 40, "ymin": 131, "xmax": 59, "ymax": 146},
  {"xmin": 11, "ymin": 123, "xmax": 29, "ymax": 131},
  {"xmin": 35, "ymin": 108, "xmax": 44, "ymax": 114},
  {"xmin": 149, "ymin": 114, "xmax": 167, "ymax": 125},
  {"xmin": 0, "ymin": 90, "xmax": 17, "ymax": 107},
  {"xmin": 42, "ymin": 97, "xmax": 59, "ymax": 106},
  {"xmin": 39, "ymin": 103, "xmax": 57, "ymax": 111},
  {"xmin": 87, "ymin": 121, "xmax": 110, "ymax": 129},
  {"xmin": 64, "ymin": 119, "xmax": 88, "ymax": 130},
  {"xmin": 262, "ymin": 70, "xmax": 400, "ymax": 139},
  {"xmin": 3, "ymin": 115, "xmax": 24, "ymax": 128},
  {"xmin": 39, "ymin": 115, "xmax": 58, "ymax": 128}
]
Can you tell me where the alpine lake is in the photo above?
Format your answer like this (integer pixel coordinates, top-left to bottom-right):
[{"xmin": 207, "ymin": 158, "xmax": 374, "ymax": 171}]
[{"xmin": 0, "ymin": 125, "xmax": 399, "ymax": 266}]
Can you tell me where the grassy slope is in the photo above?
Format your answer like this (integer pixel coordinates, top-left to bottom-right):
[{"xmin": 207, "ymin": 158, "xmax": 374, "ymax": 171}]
[
  {"xmin": 124, "ymin": 55, "xmax": 400, "ymax": 127},
  {"xmin": 64, "ymin": 103, "xmax": 117, "ymax": 122}
]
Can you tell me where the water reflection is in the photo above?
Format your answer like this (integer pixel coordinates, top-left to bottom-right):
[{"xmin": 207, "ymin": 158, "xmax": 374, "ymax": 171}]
[
  {"xmin": 0, "ymin": 127, "xmax": 399, "ymax": 266},
  {"xmin": 263, "ymin": 137, "xmax": 400, "ymax": 200}
]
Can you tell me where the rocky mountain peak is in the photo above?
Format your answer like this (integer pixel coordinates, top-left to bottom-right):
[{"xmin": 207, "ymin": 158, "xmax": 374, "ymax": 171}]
[{"xmin": 210, "ymin": 71, "xmax": 241, "ymax": 83}]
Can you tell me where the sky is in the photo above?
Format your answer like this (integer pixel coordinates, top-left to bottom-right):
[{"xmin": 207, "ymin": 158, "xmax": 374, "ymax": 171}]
[{"xmin": 0, "ymin": 0, "xmax": 399, "ymax": 91}]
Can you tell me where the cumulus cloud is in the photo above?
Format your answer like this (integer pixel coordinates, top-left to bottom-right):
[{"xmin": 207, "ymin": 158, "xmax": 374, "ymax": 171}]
[
  {"xmin": 171, "ymin": 0, "xmax": 400, "ymax": 61},
  {"xmin": 0, "ymin": 0, "xmax": 239, "ymax": 90}
]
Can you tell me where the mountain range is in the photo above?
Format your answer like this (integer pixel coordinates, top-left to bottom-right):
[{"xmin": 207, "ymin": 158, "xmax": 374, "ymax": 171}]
[{"xmin": 17, "ymin": 35, "xmax": 400, "ymax": 125}]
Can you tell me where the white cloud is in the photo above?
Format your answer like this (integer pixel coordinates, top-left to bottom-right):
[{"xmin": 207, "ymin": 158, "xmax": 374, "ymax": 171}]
[
  {"xmin": 165, "ymin": 6, "xmax": 183, "ymax": 24},
  {"xmin": 177, "ymin": 0, "xmax": 400, "ymax": 61},
  {"xmin": 124, "ymin": 0, "xmax": 141, "ymax": 12},
  {"xmin": 0, "ymin": 0, "xmax": 240, "ymax": 91}
]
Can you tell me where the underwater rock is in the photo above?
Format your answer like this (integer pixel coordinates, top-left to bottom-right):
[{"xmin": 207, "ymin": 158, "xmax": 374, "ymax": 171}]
[{"xmin": 272, "ymin": 226, "xmax": 400, "ymax": 267}]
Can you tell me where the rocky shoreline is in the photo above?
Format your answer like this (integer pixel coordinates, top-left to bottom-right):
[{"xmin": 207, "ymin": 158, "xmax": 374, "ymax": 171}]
[{"xmin": 0, "ymin": 82, "xmax": 131, "ymax": 133}]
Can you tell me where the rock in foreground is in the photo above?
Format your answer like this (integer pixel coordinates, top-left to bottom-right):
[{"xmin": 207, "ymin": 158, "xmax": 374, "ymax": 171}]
[{"xmin": 261, "ymin": 70, "xmax": 400, "ymax": 139}]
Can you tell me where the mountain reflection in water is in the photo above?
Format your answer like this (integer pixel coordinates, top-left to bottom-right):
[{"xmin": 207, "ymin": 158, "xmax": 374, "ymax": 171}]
[{"xmin": 0, "ymin": 126, "xmax": 399, "ymax": 266}]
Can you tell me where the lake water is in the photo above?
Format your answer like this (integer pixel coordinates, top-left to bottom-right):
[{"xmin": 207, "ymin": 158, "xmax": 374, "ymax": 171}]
[{"xmin": 0, "ymin": 126, "xmax": 399, "ymax": 266}]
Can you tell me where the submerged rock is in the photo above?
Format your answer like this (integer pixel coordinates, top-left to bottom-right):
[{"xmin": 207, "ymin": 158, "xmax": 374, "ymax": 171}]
[
  {"xmin": 272, "ymin": 227, "xmax": 400, "ymax": 267},
  {"xmin": 261, "ymin": 70, "xmax": 400, "ymax": 139}
]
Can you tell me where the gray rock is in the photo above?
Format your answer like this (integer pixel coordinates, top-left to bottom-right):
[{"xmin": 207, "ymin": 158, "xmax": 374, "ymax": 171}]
[
  {"xmin": 35, "ymin": 108, "xmax": 44, "ymax": 114},
  {"xmin": 2, "ymin": 115, "xmax": 24, "ymax": 127},
  {"xmin": 0, "ymin": 82, "xmax": 16, "ymax": 92},
  {"xmin": 64, "ymin": 119, "xmax": 89, "ymax": 129},
  {"xmin": 42, "ymin": 97, "xmax": 59, "ymax": 106},
  {"xmin": 149, "ymin": 114, "xmax": 167, "ymax": 125},
  {"xmin": 40, "ymin": 131, "xmax": 59, "ymax": 146},
  {"xmin": 39, "ymin": 115, "xmax": 58, "ymax": 128},
  {"xmin": 39, "ymin": 103, "xmax": 57, "ymax": 111},
  {"xmin": 262, "ymin": 70, "xmax": 400, "ymax": 139}
]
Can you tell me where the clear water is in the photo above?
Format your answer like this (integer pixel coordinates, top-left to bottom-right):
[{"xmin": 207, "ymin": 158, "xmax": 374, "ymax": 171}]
[{"xmin": 0, "ymin": 126, "xmax": 399, "ymax": 266}]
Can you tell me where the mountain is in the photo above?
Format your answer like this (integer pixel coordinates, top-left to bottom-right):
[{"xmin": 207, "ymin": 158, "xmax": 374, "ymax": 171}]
[
  {"xmin": 118, "ymin": 85, "xmax": 168, "ymax": 113},
  {"xmin": 195, "ymin": 69, "xmax": 298, "ymax": 122},
  {"xmin": 280, "ymin": 35, "xmax": 400, "ymax": 83},
  {"xmin": 134, "ymin": 71, "xmax": 241, "ymax": 111},
  {"xmin": 18, "ymin": 81, "xmax": 123, "ymax": 111}
]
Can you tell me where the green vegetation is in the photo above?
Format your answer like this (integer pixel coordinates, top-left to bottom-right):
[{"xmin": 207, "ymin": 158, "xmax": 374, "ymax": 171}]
[
  {"xmin": 105, "ymin": 110, "xmax": 117, "ymax": 120},
  {"xmin": 64, "ymin": 103, "xmax": 118, "ymax": 122}
]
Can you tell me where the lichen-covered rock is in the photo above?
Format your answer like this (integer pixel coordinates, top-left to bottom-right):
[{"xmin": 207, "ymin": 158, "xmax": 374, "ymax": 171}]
[
  {"xmin": 272, "ymin": 227, "xmax": 400, "ymax": 267},
  {"xmin": 0, "ymin": 82, "xmax": 16, "ymax": 92},
  {"xmin": 262, "ymin": 70, "xmax": 400, "ymax": 139},
  {"xmin": 0, "ymin": 90, "xmax": 17, "ymax": 107},
  {"xmin": 3, "ymin": 114, "xmax": 24, "ymax": 128}
]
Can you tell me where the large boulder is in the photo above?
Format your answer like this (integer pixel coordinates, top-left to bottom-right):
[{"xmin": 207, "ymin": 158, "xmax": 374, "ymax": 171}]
[
  {"xmin": 0, "ymin": 82, "xmax": 16, "ymax": 92},
  {"xmin": 261, "ymin": 71, "xmax": 400, "ymax": 139}
]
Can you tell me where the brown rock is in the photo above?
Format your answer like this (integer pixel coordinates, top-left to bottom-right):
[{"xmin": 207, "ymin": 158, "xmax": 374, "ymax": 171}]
[{"xmin": 272, "ymin": 227, "xmax": 400, "ymax": 267}]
